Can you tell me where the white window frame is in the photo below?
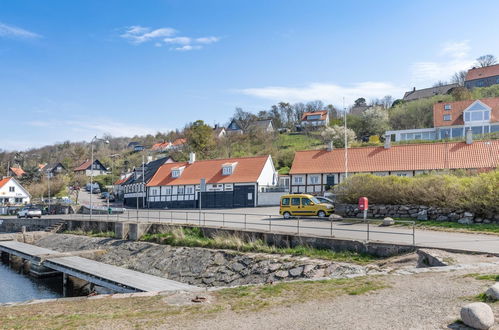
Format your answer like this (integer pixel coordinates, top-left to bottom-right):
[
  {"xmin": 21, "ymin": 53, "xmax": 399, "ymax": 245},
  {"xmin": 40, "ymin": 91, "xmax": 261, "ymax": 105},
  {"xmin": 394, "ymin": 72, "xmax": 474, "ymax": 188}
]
[{"xmin": 443, "ymin": 114, "xmax": 451, "ymax": 121}]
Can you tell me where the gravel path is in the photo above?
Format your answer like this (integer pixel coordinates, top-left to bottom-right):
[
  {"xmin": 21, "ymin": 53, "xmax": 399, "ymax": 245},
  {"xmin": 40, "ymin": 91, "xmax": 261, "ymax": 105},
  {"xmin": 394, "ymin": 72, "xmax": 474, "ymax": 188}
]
[{"xmin": 170, "ymin": 268, "xmax": 499, "ymax": 330}]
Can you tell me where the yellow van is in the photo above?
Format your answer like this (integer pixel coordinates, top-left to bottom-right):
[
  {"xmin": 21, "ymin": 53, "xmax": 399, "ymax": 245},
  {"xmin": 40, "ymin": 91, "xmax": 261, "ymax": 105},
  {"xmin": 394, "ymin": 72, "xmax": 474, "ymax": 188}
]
[{"xmin": 279, "ymin": 194, "xmax": 334, "ymax": 219}]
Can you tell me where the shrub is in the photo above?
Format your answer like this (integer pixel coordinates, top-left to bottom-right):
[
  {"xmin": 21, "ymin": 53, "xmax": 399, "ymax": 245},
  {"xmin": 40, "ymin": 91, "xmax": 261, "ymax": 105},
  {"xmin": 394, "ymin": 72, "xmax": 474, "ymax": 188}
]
[{"xmin": 333, "ymin": 170, "xmax": 499, "ymax": 216}]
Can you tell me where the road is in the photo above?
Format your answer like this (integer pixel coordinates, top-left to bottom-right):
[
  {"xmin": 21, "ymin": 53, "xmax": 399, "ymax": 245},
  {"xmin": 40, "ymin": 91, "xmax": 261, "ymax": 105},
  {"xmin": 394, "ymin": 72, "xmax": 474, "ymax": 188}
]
[{"xmin": 54, "ymin": 206, "xmax": 499, "ymax": 255}]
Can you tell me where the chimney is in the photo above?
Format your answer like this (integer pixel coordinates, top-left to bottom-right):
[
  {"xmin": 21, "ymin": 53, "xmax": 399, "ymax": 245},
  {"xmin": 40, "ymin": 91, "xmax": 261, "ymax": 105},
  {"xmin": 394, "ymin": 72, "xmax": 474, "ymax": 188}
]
[
  {"xmin": 384, "ymin": 134, "xmax": 392, "ymax": 149},
  {"xmin": 413, "ymin": 87, "xmax": 416, "ymax": 92},
  {"xmin": 147, "ymin": 156, "xmax": 153, "ymax": 163},
  {"xmin": 189, "ymin": 152, "xmax": 196, "ymax": 164},
  {"xmin": 465, "ymin": 128, "xmax": 473, "ymax": 144},
  {"xmin": 326, "ymin": 141, "xmax": 334, "ymax": 151}
]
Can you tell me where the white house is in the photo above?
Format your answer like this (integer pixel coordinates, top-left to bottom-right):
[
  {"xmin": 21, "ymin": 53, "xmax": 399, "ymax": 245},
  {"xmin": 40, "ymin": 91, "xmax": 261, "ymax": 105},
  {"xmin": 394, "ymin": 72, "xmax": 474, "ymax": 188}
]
[
  {"xmin": 300, "ymin": 110, "xmax": 329, "ymax": 127},
  {"xmin": 289, "ymin": 138, "xmax": 499, "ymax": 195},
  {"xmin": 146, "ymin": 154, "xmax": 278, "ymax": 208},
  {"xmin": 0, "ymin": 177, "xmax": 31, "ymax": 205},
  {"xmin": 74, "ymin": 159, "xmax": 108, "ymax": 177}
]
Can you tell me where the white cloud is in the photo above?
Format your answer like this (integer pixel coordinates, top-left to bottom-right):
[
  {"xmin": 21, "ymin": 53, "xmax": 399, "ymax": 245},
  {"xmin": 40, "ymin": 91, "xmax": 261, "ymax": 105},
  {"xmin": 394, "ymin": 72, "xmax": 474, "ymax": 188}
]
[
  {"xmin": 0, "ymin": 22, "xmax": 40, "ymax": 39},
  {"xmin": 164, "ymin": 37, "xmax": 191, "ymax": 45},
  {"xmin": 120, "ymin": 25, "xmax": 219, "ymax": 50},
  {"xmin": 411, "ymin": 40, "xmax": 474, "ymax": 85},
  {"xmin": 440, "ymin": 40, "xmax": 470, "ymax": 58},
  {"xmin": 195, "ymin": 36, "xmax": 220, "ymax": 44},
  {"xmin": 239, "ymin": 82, "xmax": 405, "ymax": 106},
  {"xmin": 121, "ymin": 25, "xmax": 176, "ymax": 44},
  {"xmin": 173, "ymin": 45, "xmax": 202, "ymax": 51}
]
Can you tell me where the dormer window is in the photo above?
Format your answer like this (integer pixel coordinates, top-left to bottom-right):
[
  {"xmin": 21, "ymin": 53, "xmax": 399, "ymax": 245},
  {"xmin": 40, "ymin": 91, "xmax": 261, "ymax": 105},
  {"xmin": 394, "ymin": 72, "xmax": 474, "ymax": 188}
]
[
  {"xmin": 222, "ymin": 162, "xmax": 237, "ymax": 176},
  {"xmin": 171, "ymin": 166, "xmax": 185, "ymax": 178},
  {"xmin": 463, "ymin": 100, "xmax": 492, "ymax": 122},
  {"xmin": 443, "ymin": 114, "xmax": 451, "ymax": 121},
  {"xmin": 444, "ymin": 104, "xmax": 452, "ymax": 110}
]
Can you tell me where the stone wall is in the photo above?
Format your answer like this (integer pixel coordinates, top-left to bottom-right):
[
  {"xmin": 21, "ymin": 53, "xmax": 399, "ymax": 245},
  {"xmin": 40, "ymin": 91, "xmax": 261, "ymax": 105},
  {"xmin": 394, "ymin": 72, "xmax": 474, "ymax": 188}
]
[
  {"xmin": 334, "ymin": 204, "xmax": 499, "ymax": 224},
  {"xmin": 34, "ymin": 234, "xmax": 368, "ymax": 287}
]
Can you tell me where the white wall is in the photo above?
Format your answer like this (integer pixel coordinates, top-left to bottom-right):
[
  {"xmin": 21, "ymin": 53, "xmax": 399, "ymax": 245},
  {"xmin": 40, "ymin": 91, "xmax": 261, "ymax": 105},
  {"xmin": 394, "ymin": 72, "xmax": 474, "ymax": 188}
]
[
  {"xmin": 0, "ymin": 178, "xmax": 31, "ymax": 205},
  {"xmin": 257, "ymin": 156, "xmax": 278, "ymax": 186},
  {"xmin": 257, "ymin": 192, "xmax": 283, "ymax": 206}
]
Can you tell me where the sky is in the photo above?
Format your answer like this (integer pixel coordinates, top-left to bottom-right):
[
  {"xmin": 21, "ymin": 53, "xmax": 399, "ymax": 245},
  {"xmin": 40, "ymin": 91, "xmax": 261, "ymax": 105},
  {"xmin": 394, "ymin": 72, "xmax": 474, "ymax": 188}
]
[{"xmin": 2, "ymin": 0, "xmax": 499, "ymax": 150}]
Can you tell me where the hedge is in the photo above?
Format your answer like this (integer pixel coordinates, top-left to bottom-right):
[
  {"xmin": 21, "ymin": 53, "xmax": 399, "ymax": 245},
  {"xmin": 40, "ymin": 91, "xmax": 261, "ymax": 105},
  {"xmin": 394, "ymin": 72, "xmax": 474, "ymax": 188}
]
[{"xmin": 333, "ymin": 170, "xmax": 499, "ymax": 217}]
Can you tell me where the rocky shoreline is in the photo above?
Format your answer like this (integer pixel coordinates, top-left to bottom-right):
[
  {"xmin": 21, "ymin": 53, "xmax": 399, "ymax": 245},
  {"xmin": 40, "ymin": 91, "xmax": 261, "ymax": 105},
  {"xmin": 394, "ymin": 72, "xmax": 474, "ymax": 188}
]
[{"xmin": 34, "ymin": 234, "xmax": 370, "ymax": 287}]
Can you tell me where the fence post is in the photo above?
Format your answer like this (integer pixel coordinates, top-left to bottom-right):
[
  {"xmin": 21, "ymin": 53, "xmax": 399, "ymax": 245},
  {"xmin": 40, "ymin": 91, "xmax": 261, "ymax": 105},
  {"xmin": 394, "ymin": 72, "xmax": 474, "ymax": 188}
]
[
  {"xmin": 269, "ymin": 216, "xmax": 271, "ymax": 232},
  {"xmin": 297, "ymin": 217, "xmax": 300, "ymax": 235},
  {"xmin": 244, "ymin": 214, "xmax": 247, "ymax": 230},
  {"xmin": 203, "ymin": 212, "xmax": 206, "ymax": 226},
  {"xmin": 185, "ymin": 212, "xmax": 188, "ymax": 225},
  {"xmin": 222, "ymin": 213, "xmax": 225, "ymax": 228},
  {"xmin": 367, "ymin": 220, "xmax": 370, "ymax": 242},
  {"xmin": 412, "ymin": 222, "xmax": 415, "ymax": 246},
  {"xmin": 330, "ymin": 219, "xmax": 333, "ymax": 237}
]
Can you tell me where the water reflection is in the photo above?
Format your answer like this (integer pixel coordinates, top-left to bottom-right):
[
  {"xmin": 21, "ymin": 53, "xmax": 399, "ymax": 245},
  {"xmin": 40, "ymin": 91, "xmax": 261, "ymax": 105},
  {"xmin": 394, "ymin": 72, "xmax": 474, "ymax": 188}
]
[{"xmin": 0, "ymin": 261, "xmax": 62, "ymax": 304}]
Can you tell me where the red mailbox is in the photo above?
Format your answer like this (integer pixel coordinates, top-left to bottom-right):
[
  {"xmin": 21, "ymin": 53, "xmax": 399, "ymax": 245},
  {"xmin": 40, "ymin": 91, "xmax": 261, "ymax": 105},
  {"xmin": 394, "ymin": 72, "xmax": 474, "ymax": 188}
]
[{"xmin": 358, "ymin": 197, "xmax": 368, "ymax": 211}]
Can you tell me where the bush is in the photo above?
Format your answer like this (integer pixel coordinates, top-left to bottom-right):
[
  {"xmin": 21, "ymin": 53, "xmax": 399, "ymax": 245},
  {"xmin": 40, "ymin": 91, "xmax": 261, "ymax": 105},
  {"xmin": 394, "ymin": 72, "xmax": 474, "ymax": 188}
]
[{"xmin": 333, "ymin": 170, "xmax": 499, "ymax": 216}]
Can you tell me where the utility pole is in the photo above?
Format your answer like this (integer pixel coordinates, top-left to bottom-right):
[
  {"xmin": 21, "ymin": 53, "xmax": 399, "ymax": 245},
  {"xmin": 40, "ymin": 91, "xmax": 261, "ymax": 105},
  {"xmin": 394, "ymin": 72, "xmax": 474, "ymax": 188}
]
[{"xmin": 343, "ymin": 97, "xmax": 348, "ymax": 181}]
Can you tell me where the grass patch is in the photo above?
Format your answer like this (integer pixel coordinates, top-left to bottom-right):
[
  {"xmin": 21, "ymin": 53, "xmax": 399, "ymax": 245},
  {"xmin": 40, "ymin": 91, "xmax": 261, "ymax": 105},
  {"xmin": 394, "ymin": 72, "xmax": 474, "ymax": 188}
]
[
  {"xmin": 216, "ymin": 277, "xmax": 386, "ymax": 311},
  {"xmin": 0, "ymin": 277, "xmax": 386, "ymax": 328},
  {"xmin": 474, "ymin": 292, "xmax": 498, "ymax": 303},
  {"xmin": 141, "ymin": 227, "xmax": 377, "ymax": 264},
  {"xmin": 395, "ymin": 220, "xmax": 499, "ymax": 235},
  {"xmin": 64, "ymin": 229, "xmax": 115, "ymax": 238},
  {"xmin": 464, "ymin": 273, "xmax": 499, "ymax": 281}
]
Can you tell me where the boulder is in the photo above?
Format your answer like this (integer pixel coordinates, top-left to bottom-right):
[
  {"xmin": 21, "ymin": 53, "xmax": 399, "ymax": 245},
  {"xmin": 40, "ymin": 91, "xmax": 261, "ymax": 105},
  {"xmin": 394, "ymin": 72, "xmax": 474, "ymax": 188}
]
[
  {"xmin": 380, "ymin": 217, "xmax": 395, "ymax": 226},
  {"xmin": 329, "ymin": 214, "xmax": 343, "ymax": 221},
  {"xmin": 274, "ymin": 270, "xmax": 289, "ymax": 278},
  {"xmin": 485, "ymin": 283, "xmax": 499, "ymax": 301},
  {"xmin": 416, "ymin": 249, "xmax": 454, "ymax": 267},
  {"xmin": 460, "ymin": 302, "xmax": 495, "ymax": 330},
  {"xmin": 458, "ymin": 217, "xmax": 473, "ymax": 225},
  {"xmin": 463, "ymin": 211, "xmax": 474, "ymax": 217},
  {"xmin": 289, "ymin": 266, "xmax": 304, "ymax": 277},
  {"xmin": 416, "ymin": 209, "xmax": 428, "ymax": 221},
  {"xmin": 436, "ymin": 215, "xmax": 448, "ymax": 221}
]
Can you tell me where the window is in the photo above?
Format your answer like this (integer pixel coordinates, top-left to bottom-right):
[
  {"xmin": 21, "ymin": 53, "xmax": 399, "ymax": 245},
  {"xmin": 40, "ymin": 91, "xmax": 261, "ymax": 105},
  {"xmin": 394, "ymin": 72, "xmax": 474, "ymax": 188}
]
[
  {"xmin": 186, "ymin": 186, "xmax": 194, "ymax": 194},
  {"xmin": 443, "ymin": 114, "xmax": 451, "ymax": 121},
  {"xmin": 172, "ymin": 169, "xmax": 180, "ymax": 178},
  {"xmin": 301, "ymin": 198, "xmax": 312, "ymax": 206},
  {"xmin": 291, "ymin": 198, "xmax": 300, "ymax": 206},
  {"xmin": 9, "ymin": 187, "xmax": 14, "ymax": 192},
  {"xmin": 15, "ymin": 198, "xmax": 22, "ymax": 203},
  {"xmin": 281, "ymin": 198, "xmax": 290, "ymax": 206},
  {"xmin": 294, "ymin": 176, "xmax": 303, "ymax": 184},
  {"xmin": 310, "ymin": 176, "xmax": 320, "ymax": 184},
  {"xmin": 452, "ymin": 127, "xmax": 463, "ymax": 138},
  {"xmin": 307, "ymin": 115, "xmax": 321, "ymax": 120},
  {"xmin": 444, "ymin": 104, "xmax": 452, "ymax": 110},
  {"xmin": 222, "ymin": 166, "xmax": 232, "ymax": 175},
  {"xmin": 165, "ymin": 187, "xmax": 172, "ymax": 195},
  {"xmin": 178, "ymin": 186, "xmax": 184, "ymax": 195}
]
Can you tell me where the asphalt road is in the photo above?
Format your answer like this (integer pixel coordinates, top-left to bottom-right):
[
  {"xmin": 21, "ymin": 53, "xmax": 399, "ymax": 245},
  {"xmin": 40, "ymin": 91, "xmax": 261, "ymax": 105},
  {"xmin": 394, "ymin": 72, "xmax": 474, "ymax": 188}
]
[{"xmin": 60, "ymin": 207, "xmax": 499, "ymax": 255}]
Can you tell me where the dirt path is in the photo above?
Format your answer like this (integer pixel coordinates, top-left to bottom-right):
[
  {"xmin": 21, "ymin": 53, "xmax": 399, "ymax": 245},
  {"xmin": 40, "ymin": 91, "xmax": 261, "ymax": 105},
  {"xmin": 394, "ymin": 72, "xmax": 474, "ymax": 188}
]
[{"xmin": 169, "ymin": 269, "xmax": 499, "ymax": 330}]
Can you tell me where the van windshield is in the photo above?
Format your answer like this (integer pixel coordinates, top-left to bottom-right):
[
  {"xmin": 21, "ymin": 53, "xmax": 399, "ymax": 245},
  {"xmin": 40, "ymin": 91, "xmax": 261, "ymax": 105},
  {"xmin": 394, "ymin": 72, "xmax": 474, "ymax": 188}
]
[{"xmin": 310, "ymin": 197, "xmax": 320, "ymax": 204}]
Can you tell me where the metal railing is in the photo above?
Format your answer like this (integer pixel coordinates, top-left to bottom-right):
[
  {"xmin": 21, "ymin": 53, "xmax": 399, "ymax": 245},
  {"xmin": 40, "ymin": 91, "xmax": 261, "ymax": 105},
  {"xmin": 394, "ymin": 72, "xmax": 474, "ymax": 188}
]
[{"xmin": 65, "ymin": 209, "xmax": 416, "ymax": 245}]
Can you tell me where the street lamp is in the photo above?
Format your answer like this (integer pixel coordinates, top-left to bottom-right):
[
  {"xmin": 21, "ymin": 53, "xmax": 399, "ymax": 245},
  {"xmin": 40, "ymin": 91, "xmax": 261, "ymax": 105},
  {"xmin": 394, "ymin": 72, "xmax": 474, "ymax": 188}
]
[{"xmin": 89, "ymin": 136, "xmax": 109, "ymax": 218}]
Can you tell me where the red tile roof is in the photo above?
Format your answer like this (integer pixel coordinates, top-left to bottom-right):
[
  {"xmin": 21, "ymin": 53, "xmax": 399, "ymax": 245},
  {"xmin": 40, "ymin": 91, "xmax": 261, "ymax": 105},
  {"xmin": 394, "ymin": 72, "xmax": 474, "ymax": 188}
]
[
  {"xmin": 301, "ymin": 110, "xmax": 328, "ymax": 121},
  {"xmin": 289, "ymin": 141, "xmax": 499, "ymax": 174},
  {"xmin": 465, "ymin": 64, "xmax": 499, "ymax": 81},
  {"xmin": 433, "ymin": 98, "xmax": 499, "ymax": 127},
  {"xmin": 151, "ymin": 142, "xmax": 170, "ymax": 150},
  {"xmin": 114, "ymin": 177, "xmax": 128, "ymax": 185},
  {"xmin": 0, "ymin": 177, "xmax": 12, "ymax": 189},
  {"xmin": 147, "ymin": 155, "xmax": 270, "ymax": 186},
  {"xmin": 172, "ymin": 138, "xmax": 186, "ymax": 146},
  {"xmin": 9, "ymin": 167, "xmax": 25, "ymax": 177},
  {"xmin": 74, "ymin": 160, "xmax": 92, "ymax": 171}
]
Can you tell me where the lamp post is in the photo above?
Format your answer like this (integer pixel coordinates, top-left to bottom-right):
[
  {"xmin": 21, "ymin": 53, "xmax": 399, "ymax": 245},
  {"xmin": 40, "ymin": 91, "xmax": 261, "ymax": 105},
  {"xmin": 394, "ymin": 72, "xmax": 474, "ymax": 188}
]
[{"xmin": 89, "ymin": 136, "xmax": 109, "ymax": 219}]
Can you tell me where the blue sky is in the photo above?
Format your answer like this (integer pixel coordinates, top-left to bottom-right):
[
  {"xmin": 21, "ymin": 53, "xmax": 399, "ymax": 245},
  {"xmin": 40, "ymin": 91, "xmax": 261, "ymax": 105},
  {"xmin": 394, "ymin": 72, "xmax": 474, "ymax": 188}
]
[{"xmin": 2, "ymin": 0, "xmax": 499, "ymax": 150}]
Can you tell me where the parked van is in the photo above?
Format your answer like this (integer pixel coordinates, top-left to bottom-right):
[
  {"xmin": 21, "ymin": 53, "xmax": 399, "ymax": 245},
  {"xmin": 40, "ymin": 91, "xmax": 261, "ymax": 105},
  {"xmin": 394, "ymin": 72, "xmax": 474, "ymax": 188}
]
[{"xmin": 279, "ymin": 194, "xmax": 334, "ymax": 219}]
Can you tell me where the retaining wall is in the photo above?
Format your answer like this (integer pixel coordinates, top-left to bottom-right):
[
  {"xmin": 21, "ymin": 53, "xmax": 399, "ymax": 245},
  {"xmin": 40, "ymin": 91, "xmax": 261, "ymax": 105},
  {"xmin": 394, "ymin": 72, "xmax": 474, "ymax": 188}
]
[{"xmin": 335, "ymin": 204, "xmax": 499, "ymax": 224}]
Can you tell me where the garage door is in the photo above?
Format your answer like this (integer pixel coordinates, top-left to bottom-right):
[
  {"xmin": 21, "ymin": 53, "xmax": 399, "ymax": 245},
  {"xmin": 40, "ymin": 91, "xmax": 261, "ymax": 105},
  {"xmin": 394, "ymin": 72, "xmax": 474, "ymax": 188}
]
[{"xmin": 233, "ymin": 185, "xmax": 255, "ymax": 208}]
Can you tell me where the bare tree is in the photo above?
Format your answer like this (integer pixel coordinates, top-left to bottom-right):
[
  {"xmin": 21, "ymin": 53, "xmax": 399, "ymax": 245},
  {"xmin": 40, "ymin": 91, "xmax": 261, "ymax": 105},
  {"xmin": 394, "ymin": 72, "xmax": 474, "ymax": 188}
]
[
  {"xmin": 381, "ymin": 95, "xmax": 393, "ymax": 109},
  {"xmin": 451, "ymin": 70, "xmax": 467, "ymax": 86},
  {"xmin": 432, "ymin": 80, "xmax": 448, "ymax": 87},
  {"xmin": 475, "ymin": 54, "xmax": 497, "ymax": 68}
]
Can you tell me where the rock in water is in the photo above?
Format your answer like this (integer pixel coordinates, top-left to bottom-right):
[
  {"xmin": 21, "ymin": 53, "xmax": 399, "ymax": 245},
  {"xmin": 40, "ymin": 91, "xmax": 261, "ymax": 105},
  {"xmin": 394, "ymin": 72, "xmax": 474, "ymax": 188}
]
[
  {"xmin": 460, "ymin": 302, "xmax": 495, "ymax": 330},
  {"xmin": 485, "ymin": 283, "xmax": 499, "ymax": 301}
]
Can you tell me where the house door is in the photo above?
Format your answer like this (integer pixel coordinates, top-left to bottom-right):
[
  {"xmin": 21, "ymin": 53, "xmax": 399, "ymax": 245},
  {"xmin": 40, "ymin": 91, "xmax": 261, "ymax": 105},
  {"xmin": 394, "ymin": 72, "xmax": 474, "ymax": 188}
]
[{"xmin": 233, "ymin": 185, "xmax": 255, "ymax": 208}]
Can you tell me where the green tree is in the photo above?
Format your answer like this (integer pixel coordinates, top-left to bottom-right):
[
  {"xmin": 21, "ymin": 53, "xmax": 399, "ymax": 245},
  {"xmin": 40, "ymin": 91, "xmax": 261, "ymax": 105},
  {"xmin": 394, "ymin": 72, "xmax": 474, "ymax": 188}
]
[{"xmin": 185, "ymin": 120, "xmax": 216, "ymax": 158}]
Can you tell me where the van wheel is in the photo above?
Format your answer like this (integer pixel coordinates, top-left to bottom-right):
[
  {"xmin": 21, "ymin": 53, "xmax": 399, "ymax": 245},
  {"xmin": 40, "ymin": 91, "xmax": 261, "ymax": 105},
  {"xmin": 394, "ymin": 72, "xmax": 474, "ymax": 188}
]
[
  {"xmin": 317, "ymin": 210, "xmax": 326, "ymax": 218},
  {"xmin": 283, "ymin": 212, "xmax": 291, "ymax": 219}
]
